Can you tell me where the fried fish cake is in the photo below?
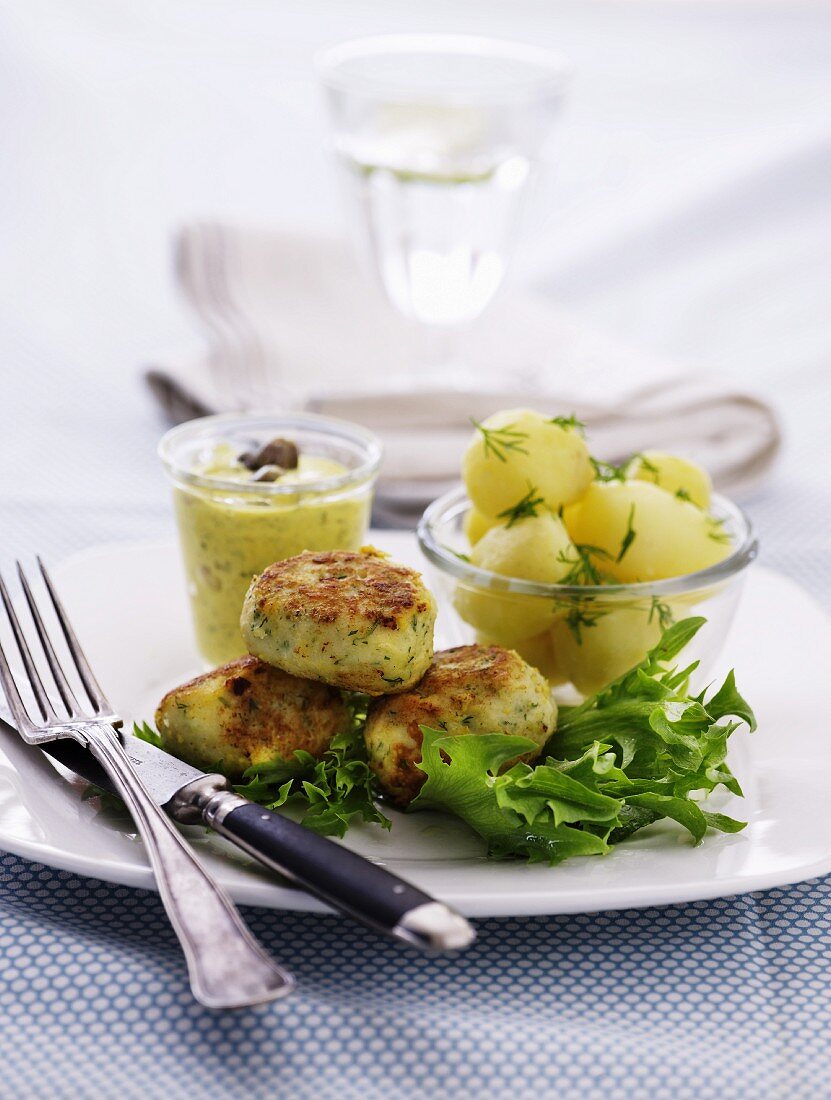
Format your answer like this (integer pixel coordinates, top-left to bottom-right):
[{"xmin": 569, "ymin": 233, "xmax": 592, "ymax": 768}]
[
  {"xmin": 155, "ymin": 655, "xmax": 348, "ymax": 780},
  {"xmin": 240, "ymin": 547, "xmax": 436, "ymax": 695},
  {"xmin": 364, "ymin": 644, "xmax": 557, "ymax": 806}
]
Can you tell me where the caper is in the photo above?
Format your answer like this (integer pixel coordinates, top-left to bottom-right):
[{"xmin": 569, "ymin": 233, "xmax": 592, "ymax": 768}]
[{"xmin": 239, "ymin": 437, "xmax": 299, "ymax": 472}]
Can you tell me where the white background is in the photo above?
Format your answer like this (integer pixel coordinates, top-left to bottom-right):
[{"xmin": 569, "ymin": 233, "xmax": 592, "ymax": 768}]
[{"xmin": 0, "ymin": 0, "xmax": 829, "ymax": 595}]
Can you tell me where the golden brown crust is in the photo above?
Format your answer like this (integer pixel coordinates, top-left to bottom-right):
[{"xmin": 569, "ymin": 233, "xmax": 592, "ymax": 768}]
[
  {"xmin": 156, "ymin": 655, "xmax": 260, "ymax": 711},
  {"xmin": 155, "ymin": 656, "xmax": 348, "ymax": 777},
  {"xmin": 251, "ymin": 549, "xmax": 430, "ymax": 630},
  {"xmin": 372, "ymin": 646, "xmax": 523, "ymax": 731},
  {"xmin": 406, "ymin": 644, "xmax": 521, "ymax": 699},
  {"xmin": 386, "ymin": 736, "xmax": 428, "ymax": 805},
  {"xmin": 241, "ymin": 547, "xmax": 437, "ymax": 694}
]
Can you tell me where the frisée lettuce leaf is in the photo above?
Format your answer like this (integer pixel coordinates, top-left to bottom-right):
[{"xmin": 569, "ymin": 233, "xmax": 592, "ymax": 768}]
[
  {"xmin": 408, "ymin": 618, "xmax": 754, "ymax": 863},
  {"xmin": 231, "ymin": 692, "xmax": 390, "ymax": 838}
]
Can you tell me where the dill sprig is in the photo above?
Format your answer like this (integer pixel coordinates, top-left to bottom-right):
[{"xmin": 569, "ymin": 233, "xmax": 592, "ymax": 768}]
[
  {"xmin": 548, "ymin": 414, "xmax": 586, "ymax": 435},
  {"xmin": 562, "ymin": 603, "xmax": 609, "ymax": 643},
  {"xmin": 590, "ymin": 456, "xmax": 629, "ymax": 483},
  {"xmin": 707, "ymin": 517, "xmax": 732, "ymax": 545},
  {"xmin": 556, "ymin": 544, "xmax": 615, "ymax": 586},
  {"xmin": 648, "ymin": 596, "xmax": 675, "ymax": 631},
  {"xmin": 631, "ymin": 452, "xmax": 660, "ymax": 477},
  {"xmin": 496, "ymin": 484, "xmax": 545, "ymax": 528},
  {"xmin": 447, "ymin": 547, "xmax": 472, "ymax": 563},
  {"xmin": 616, "ymin": 504, "xmax": 637, "ymax": 563},
  {"xmin": 471, "ymin": 419, "xmax": 529, "ymax": 463}
]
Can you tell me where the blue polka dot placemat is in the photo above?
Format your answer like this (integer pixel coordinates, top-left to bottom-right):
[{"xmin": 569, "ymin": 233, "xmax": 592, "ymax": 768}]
[{"xmin": 2, "ymin": 849, "xmax": 830, "ymax": 1099}]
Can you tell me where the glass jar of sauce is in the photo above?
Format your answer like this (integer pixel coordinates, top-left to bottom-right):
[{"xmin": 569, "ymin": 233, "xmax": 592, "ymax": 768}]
[{"xmin": 159, "ymin": 412, "xmax": 381, "ymax": 665}]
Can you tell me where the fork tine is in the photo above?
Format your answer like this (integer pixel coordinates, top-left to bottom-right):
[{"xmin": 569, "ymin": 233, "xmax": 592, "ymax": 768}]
[
  {"xmin": 37, "ymin": 557, "xmax": 110, "ymax": 714},
  {"xmin": 0, "ymin": 572, "xmax": 57, "ymax": 723},
  {"xmin": 17, "ymin": 563, "xmax": 81, "ymax": 718},
  {"xmin": 0, "ymin": 633, "xmax": 36, "ymax": 733}
]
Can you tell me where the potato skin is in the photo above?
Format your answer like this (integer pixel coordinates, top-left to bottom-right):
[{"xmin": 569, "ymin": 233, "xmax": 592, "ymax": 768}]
[
  {"xmin": 627, "ymin": 450, "xmax": 711, "ymax": 509},
  {"xmin": 462, "ymin": 408, "xmax": 593, "ymax": 517},
  {"xmin": 563, "ymin": 480, "xmax": 729, "ymax": 583},
  {"xmin": 550, "ymin": 608, "xmax": 664, "ymax": 696},
  {"xmin": 454, "ymin": 512, "xmax": 577, "ymax": 643},
  {"xmin": 240, "ymin": 548, "xmax": 436, "ymax": 696},
  {"xmin": 155, "ymin": 655, "xmax": 348, "ymax": 780},
  {"xmin": 364, "ymin": 644, "xmax": 557, "ymax": 807}
]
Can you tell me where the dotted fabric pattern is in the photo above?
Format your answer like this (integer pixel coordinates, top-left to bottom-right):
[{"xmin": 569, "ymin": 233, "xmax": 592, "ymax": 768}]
[
  {"xmin": 2, "ymin": 852, "xmax": 831, "ymax": 1100},
  {"xmin": 1, "ymin": 316, "xmax": 830, "ymax": 1099}
]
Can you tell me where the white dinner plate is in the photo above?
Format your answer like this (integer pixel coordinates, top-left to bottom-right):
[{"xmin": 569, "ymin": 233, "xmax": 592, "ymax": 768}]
[{"xmin": 0, "ymin": 533, "xmax": 829, "ymax": 917}]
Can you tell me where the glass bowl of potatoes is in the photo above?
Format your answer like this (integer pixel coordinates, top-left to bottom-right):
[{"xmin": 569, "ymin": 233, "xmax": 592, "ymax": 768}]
[{"xmin": 417, "ymin": 409, "xmax": 758, "ymax": 698}]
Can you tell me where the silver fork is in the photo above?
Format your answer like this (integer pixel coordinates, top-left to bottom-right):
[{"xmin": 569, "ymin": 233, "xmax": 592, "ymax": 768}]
[{"xmin": 0, "ymin": 559, "xmax": 293, "ymax": 1009}]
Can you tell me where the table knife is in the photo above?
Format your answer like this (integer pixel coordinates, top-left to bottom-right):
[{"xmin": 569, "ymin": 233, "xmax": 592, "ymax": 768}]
[{"xmin": 12, "ymin": 722, "xmax": 474, "ymax": 952}]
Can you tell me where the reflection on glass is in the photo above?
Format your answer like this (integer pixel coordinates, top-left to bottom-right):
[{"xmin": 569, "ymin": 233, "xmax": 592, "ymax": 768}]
[{"xmin": 318, "ymin": 35, "xmax": 570, "ymax": 385}]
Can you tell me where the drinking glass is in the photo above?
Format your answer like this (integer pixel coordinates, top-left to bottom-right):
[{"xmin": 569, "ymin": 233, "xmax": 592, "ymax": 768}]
[{"xmin": 316, "ymin": 35, "xmax": 570, "ymax": 386}]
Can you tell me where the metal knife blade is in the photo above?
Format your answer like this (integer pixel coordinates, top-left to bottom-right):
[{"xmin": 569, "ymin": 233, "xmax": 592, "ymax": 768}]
[
  {"xmin": 0, "ymin": 710, "xmax": 207, "ymax": 810},
  {"xmin": 90, "ymin": 730, "xmax": 212, "ymax": 809}
]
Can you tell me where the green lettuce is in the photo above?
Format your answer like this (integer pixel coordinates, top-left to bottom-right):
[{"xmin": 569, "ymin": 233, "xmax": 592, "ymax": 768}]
[
  {"xmin": 409, "ymin": 618, "xmax": 754, "ymax": 863},
  {"xmin": 233, "ymin": 693, "xmax": 390, "ymax": 838}
]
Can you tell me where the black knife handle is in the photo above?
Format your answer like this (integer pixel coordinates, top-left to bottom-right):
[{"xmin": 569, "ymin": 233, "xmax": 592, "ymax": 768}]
[{"xmin": 198, "ymin": 791, "xmax": 474, "ymax": 952}]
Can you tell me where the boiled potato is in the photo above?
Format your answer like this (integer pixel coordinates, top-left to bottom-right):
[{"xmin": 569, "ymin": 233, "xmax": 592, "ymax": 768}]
[
  {"xmin": 514, "ymin": 630, "xmax": 567, "ymax": 686},
  {"xmin": 456, "ymin": 585, "xmax": 553, "ymax": 646},
  {"xmin": 464, "ymin": 506, "xmax": 498, "ymax": 546},
  {"xmin": 471, "ymin": 512, "xmax": 576, "ymax": 583},
  {"xmin": 462, "ymin": 408, "xmax": 593, "ymax": 517},
  {"xmin": 454, "ymin": 513, "xmax": 576, "ymax": 642},
  {"xmin": 563, "ymin": 481, "xmax": 730, "ymax": 583},
  {"xmin": 627, "ymin": 450, "xmax": 711, "ymax": 509},
  {"xmin": 551, "ymin": 606, "xmax": 665, "ymax": 695}
]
